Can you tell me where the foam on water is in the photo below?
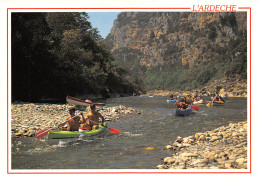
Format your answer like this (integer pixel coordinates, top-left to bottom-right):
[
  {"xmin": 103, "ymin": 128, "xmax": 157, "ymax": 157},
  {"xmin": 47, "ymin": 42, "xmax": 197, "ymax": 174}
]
[
  {"xmin": 123, "ymin": 131, "xmax": 143, "ymax": 137},
  {"xmin": 27, "ymin": 146, "xmax": 55, "ymax": 154},
  {"xmin": 51, "ymin": 140, "xmax": 70, "ymax": 148}
]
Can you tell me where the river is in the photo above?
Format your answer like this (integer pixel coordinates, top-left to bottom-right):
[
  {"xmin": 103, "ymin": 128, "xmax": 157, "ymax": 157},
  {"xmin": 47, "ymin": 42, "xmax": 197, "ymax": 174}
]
[{"xmin": 11, "ymin": 96, "xmax": 247, "ymax": 169}]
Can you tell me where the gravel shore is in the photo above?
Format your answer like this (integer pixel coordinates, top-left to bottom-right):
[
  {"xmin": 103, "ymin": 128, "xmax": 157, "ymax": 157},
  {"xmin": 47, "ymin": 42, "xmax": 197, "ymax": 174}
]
[
  {"xmin": 11, "ymin": 103, "xmax": 140, "ymax": 138},
  {"xmin": 157, "ymin": 121, "xmax": 248, "ymax": 169}
]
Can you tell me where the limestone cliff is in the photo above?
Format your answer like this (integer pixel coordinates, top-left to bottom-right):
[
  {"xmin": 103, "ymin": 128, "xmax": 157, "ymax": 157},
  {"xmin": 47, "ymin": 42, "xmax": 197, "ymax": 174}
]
[{"xmin": 104, "ymin": 12, "xmax": 247, "ymax": 92}]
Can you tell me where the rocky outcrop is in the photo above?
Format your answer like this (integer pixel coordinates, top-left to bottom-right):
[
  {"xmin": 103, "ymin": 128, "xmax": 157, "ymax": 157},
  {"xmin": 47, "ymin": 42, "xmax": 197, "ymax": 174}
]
[
  {"xmin": 105, "ymin": 12, "xmax": 247, "ymax": 92},
  {"xmin": 106, "ymin": 12, "xmax": 246, "ymax": 68}
]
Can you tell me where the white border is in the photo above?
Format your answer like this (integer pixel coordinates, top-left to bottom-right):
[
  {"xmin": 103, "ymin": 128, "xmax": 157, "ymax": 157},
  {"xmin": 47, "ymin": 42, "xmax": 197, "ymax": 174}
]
[
  {"xmin": 1, "ymin": 0, "xmax": 259, "ymax": 181},
  {"xmin": 7, "ymin": 7, "xmax": 251, "ymax": 174}
]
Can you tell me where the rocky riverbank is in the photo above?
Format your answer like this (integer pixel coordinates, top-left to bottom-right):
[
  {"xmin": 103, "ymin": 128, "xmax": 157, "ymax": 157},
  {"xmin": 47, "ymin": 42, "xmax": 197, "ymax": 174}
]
[
  {"xmin": 11, "ymin": 103, "xmax": 140, "ymax": 138},
  {"xmin": 157, "ymin": 121, "xmax": 248, "ymax": 169},
  {"xmin": 147, "ymin": 77, "xmax": 247, "ymax": 98}
]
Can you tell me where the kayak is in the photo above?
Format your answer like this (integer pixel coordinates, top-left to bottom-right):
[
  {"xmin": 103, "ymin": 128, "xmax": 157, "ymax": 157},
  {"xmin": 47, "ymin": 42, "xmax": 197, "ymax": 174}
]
[
  {"xmin": 167, "ymin": 99, "xmax": 176, "ymax": 103},
  {"xmin": 46, "ymin": 122, "xmax": 107, "ymax": 139},
  {"xmin": 174, "ymin": 108, "xmax": 192, "ymax": 116},
  {"xmin": 66, "ymin": 96, "xmax": 105, "ymax": 106},
  {"xmin": 193, "ymin": 99, "xmax": 203, "ymax": 104}
]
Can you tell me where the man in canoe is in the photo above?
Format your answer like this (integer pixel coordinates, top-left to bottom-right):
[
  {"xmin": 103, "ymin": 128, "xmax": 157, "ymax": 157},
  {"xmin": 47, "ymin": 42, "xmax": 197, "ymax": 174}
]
[
  {"xmin": 193, "ymin": 92, "xmax": 198, "ymax": 100},
  {"xmin": 168, "ymin": 94, "xmax": 176, "ymax": 100},
  {"xmin": 214, "ymin": 95, "xmax": 225, "ymax": 102},
  {"xmin": 58, "ymin": 107, "xmax": 85, "ymax": 131},
  {"xmin": 80, "ymin": 104, "xmax": 105, "ymax": 130},
  {"xmin": 175, "ymin": 97, "xmax": 189, "ymax": 109}
]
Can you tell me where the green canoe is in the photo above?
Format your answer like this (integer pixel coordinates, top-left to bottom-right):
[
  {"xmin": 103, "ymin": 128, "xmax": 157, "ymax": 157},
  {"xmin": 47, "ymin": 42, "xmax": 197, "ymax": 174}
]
[{"xmin": 46, "ymin": 122, "xmax": 107, "ymax": 139}]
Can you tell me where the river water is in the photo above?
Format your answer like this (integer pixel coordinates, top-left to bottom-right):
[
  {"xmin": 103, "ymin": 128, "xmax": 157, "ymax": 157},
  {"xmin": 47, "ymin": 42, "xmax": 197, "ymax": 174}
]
[{"xmin": 11, "ymin": 96, "xmax": 247, "ymax": 169}]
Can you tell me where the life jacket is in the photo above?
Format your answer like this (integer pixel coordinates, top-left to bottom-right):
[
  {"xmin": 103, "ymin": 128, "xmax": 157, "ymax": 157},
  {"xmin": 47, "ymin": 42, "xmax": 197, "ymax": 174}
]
[
  {"xmin": 177, "ymin": 102, "xmax": 187, "ymax": 109},
  {"xmin": 177, "ymin": 103, "xmax": 183, "ymax": 108}
]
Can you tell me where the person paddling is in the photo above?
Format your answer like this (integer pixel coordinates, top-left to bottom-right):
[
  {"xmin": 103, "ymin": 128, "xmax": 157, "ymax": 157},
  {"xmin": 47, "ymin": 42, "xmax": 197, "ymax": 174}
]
[
  {"xmin": 80, "ymin": 104, "xmax": 105, "ymax": 130},
  {"xmin": 58, "ymin": 107, "xmax": 84, "ymax": 131},
  {"xmin": 175, "ymin": 97, "xmax": 189, "ymax": 110},
  {"xmin": 168, "ymin": 94, "xmax": 175, "ymax": 100}
]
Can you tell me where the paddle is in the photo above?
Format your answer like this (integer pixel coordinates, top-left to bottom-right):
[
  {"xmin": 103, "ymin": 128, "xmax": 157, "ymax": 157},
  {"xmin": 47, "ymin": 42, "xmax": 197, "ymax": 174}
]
[
  {"xmin": 191, "ymin": 106, "xmax": 199, "ymax": 111},
  {"xmin": 87, "ymin": 119, "xmax": 122, "ymax": 134},
  {"xmin": 35, "ymin": 114, "xmax": 80, "ymax": 139},
  {"xmin": 206, "ymin": 103, "xmax": 211, "ymax": 107},
  {"xmin": 35, "ymin": 128, "xmax": 52, "ymax": 139},
  {"xmin": 108, "ymin": 127, "xmax": 122, "ymax": 134}
]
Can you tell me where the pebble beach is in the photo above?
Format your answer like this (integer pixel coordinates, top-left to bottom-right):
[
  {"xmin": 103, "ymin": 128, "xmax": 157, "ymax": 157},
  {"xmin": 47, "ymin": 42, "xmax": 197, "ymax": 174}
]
[{"xmin": 158, "ymin": 121, "xmax": 248, "ymax": 169}]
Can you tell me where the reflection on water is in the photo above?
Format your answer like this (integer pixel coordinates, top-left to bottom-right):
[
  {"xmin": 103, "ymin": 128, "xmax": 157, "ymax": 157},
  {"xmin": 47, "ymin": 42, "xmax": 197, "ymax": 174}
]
[{"xmin": 11, "ymin": 96, "xmax": 247, "ymax": 169}]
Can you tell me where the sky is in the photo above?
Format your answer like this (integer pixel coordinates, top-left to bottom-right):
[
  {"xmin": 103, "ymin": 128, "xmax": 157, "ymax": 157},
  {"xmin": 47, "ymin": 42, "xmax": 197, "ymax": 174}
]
[{"xmin": 87, "ymin": 12, "xmax": 120, "ymax": 38}]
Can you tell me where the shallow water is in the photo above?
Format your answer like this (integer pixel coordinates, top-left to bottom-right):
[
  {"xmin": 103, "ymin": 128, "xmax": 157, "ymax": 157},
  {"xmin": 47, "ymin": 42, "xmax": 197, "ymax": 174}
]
[{"xmin": 11, "ymin": 96, "xmax": 247, "ymax": 169}]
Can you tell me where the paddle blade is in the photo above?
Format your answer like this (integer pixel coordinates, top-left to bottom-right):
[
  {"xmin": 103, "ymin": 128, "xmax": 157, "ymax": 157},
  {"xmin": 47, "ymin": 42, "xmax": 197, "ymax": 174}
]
[
  {"xmin": 109, "ymin": 128, "xmax": 122, "ymax": 134},
  {"xmin": 226, "ymin": 100, "xmax": 233, "ymax": 103},
  {"xmin": 35, "ymin": 128, "xmax": 51, "ymax": 139},
  {"xmin": 219, "ymin": 88, "xmax": 225, "ymax": 94},
  {"xmin": 191, "ymin": 106, "xmax": 199, "ymax": 111}
]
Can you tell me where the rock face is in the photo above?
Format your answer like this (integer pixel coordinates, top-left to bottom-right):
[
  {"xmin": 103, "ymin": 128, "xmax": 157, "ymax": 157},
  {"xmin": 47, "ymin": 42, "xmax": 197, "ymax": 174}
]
[
  {"xmin": 159, "ymin": 121, "xmax": 248, "ymax": 169},
  {"xmin": 105, "ymin": 12, "xmax": 247, "ymax": 92},
  {"xmin": 106, "ymin": 12, "xmax": 246, "ymax": 68}
]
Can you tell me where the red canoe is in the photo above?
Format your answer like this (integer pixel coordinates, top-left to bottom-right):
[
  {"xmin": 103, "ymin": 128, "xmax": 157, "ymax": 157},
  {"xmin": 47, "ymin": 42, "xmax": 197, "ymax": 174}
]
[{"xmin": 66, "ymin": 96, "xmax": 105, "ymax": 106}]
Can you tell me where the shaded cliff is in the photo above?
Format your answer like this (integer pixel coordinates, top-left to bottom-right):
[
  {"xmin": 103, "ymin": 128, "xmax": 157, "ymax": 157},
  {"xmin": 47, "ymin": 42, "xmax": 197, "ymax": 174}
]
[{"xmin": 104, "ymin": 12, "xmax": 247, "ymax": 92}]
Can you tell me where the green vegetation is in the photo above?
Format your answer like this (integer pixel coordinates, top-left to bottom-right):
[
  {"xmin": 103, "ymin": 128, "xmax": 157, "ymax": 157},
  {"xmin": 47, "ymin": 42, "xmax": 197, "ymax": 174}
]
[
  {"xmin": 143, "ymin": 63, "xmax": 219, "ymax": 91},
  {"xmin": 11, "ymin": 12, "xmax": 140, "ymax": 102}
]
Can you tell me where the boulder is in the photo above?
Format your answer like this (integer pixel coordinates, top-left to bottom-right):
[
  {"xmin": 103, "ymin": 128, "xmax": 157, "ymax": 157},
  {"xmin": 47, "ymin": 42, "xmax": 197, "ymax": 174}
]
[
  {"xmin": 198, "ymin": 135, "xmax": 206, "ymax": 142},
  {"xmin": 224, "ymin": 163, "xmax": 232, "ymax": 169},
  {"xmin": 236, "ymin": 158, "xmax": 245, "ymax": 166},
  {"xmin": 175, "ymin": 136, "xmax": 183, "ymax": 143},
  {"xmin": 164, "ymin": 157, "xmax": 176, "ymax": 164},
  {"xmin": 195, "ymin": 133, "xmax": 204, "ymax": 140},
  {"xmin": 180, "ymin": 153, "xmax": 199, "ymax": 157},
  {"xmin": 165, "ymin": 145, "xmax": 173, "ymax": 150},
  {"xmin": 209, "ymin": 136, "xmax": 220, "ymax": 142}
]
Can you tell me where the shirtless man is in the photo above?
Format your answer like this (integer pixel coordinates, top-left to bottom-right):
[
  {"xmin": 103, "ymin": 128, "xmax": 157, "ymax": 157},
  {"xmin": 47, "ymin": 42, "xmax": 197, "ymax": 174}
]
[
  {"xmin": 58, "ymin": 107, "xmax": 84, "ymax": 131},
  {"xmin": 81, "ymin": 104, "xmax": 105, "ymax": 130}
]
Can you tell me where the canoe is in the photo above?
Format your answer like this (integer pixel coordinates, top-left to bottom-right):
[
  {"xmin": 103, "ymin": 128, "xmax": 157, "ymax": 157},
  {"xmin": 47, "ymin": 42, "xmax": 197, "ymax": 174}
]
[
  {"xmin": 212, "ymin": 101, "xmax": 225, "ymax": 106},
  {"xmin": 66, "ymin": 96, "xmax": 105, "ymax": 106},
  {"xmin": 46, "ymin": 122, "xmax": 107, "ymax": 139},
  {"xmin": 193, "ymin": 99, "xmax": 203, "ymax": 104},
  {"xmin": 174, "ymin": 108, "xmax": 192, "ymax": 116},
  {"xmin": 206, "ymin": 100, "xmax": 225, "ymax": 106},
  {"xmin": 167, "ymin": 99, "xmax": 176, "ymax": 103}
]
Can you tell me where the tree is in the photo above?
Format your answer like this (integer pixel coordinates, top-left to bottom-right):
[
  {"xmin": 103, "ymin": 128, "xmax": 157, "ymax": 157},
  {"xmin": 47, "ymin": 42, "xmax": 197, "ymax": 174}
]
[
  {"xmin": 11, "ymin": 13, "xmax": 54, "ymax": 101},
  {"xmin": 12, "ymin": 12, "xmax": 140, "ymax": 102}
]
